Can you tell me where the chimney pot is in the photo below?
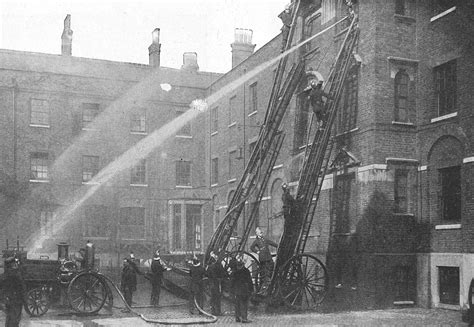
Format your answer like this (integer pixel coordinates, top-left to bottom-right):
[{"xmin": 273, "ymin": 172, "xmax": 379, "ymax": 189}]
[
  {"xmin": 61, "ymin": 14, "xmax": 73, "ymax": 56},
  {"xmin": 149, "ymin": 28, "xmax": 161, "ymax": 67},
  {"xmin": 231, "ymin": 28, "xmax": 255, "ymax": 68},
  {"xmin": 181, "ymin": 52, "xmax": 199, "ymax": 71}
]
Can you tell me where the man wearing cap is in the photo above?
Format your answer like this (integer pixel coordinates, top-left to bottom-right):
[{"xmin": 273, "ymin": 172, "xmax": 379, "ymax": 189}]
[
  {"xmin": 303, "ymin": 80, "xmax": 332, "ymax": 128},
  {"xmin": 0, "ymin": 256, "xmax": 26, "ymax": 327},
  {"xmin": 189, "ymin": 257, "xmax": 206, "ymax": 314},
  {"xmin": 150, "ymin": 250, "xmax": 170, "ymax": 306},
  {"xmin": 278, "ymin": 4, "xmax": 293, "ymax": 52},
  {"xmin": 250, "ymin": 227, "xmax": 277, "ymax": 292},
  {"xmin": 230, "ymin": 256, "xmax": 253, "ymax": 323}
]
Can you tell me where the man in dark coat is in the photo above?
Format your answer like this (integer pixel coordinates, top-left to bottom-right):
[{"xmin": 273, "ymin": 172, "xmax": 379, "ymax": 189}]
[
  {"xmin": 230, "ymin": 257, "xmax": 253, "ymax": 323},
  {"xmin": 189, "ymin": 258, "xmax": 206, "ymax": 314},
  {"xmin": 250, "ymin": 227, "xmax": 277, "ymax": 292},
  {"xmin": 206, "ymin": 251, "xmax": 227, "ymax": 315},
  {"xmin": 278, "ymin": 5, "xmax": 292, "ymax": 52},
  {"xmin": 149, "ymin": 250, "xmax": 170, "ymax": 306},
  {"xmin": 120, "ymin": 258, "xmax": 137, "ymax": 309},
  {"xmin": 302, "ymin": 80, "xmax": 332, "ymax": 128},
  {"xmin": 0, "ymin": 257, "xmax": 26, "ymax": 327}
]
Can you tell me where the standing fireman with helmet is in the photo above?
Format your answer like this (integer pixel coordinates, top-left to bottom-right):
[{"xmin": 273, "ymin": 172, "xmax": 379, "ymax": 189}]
[{"xmin": 0, "ymin": 256, "xmax": 26, "ymax": 327}]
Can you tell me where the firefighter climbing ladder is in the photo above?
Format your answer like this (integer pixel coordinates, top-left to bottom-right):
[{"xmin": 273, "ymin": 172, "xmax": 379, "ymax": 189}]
[{"xmin": 205, "ymin": 0, "xmax": 303, "ymax": 259}]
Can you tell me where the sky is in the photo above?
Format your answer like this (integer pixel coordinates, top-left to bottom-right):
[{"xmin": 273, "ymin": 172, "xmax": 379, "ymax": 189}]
[{"xmin": 0, "ymin": 0, "xmax": 289, "ymax": 73}]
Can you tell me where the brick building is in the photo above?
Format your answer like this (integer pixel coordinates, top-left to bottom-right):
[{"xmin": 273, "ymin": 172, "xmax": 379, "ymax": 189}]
[{"xmin": 0, "ymin": 0, "xmax": 472, "ymax": 312}]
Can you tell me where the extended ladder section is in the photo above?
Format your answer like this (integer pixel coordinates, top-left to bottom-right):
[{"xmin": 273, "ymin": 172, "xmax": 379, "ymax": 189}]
[
  {"xmin": 205, "ymin": 1, "xmax": 304, "ymax": 260},
  {"xmin": 271, "ymin": 15, "xmax": 359, "ymax": 279}
]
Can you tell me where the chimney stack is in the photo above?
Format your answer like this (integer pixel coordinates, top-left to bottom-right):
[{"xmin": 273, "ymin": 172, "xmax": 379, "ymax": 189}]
[
  {"xmin": 61, "ymin": 14, "xmax": 73, "ymax": 56},
  {"xmin": 231, "ymin": 28, "xmax": 256, "ymax": 68},
  {"xmin": 181, "ymin": 52, "xmax": 199, "ymax": 72},
  {"xmin": 148, "ymin": 28, "xmax": 161, "ymax": 67}
]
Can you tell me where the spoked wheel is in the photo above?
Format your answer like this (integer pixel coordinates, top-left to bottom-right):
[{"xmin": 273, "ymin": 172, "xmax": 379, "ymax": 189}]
[
  {"xmin": 24, "ymin": 286, "xmax": 50, "ymax": 317},
  {"xmin": 276, "ymin": 253, "xmax": 328, "ymax": 310},
  {"xmin": 67, "ymin": 272, "xmax": 108, "ymax": 314}
]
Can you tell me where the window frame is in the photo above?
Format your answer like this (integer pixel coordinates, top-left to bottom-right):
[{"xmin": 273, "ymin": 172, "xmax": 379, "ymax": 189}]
[
  {"xmin": 176, "ymin": 111, "xmax": 192, "ymax": 136},
  {"xmin": 337, "ymin": 65, "xmax": 359, "ymax": 133},
  {"xmin": 228, "ymin": 150, "xmax": 237, "ymax": 180},
  {"xmin": 434, "ymin": 60, "xmax": 456, "ymax": 117},
  {"xmin": 394, "ymin": 168, "xmax": 409, "ymax": 213},
  {"xmin": 82, "ymin": 103, "xmax": 100, "ymax": 129},
  {"xmin": 130, "ymin": 108, "xmax": 147, "ymax": 134},
  {"xmin": 211, "ymin": 157, "xmax": 219, "ymax": 185},
  {"xmin": 438, "ymin": 165, "xmax": 461, "ymax": 222},
  {"xmin": 131, "ymin": 159, "xmax": 147, "ymax": 185},
  {"xmin": 438, "ymin": 266, "xmax": 460, "ymax": 305},
  {"xmin": 249, "ymin": 82, "xmax": 258, "ymax": 115},
  {"xmin": 30, "ymin": 99, "xmax": 50, "ymax": 127},
  {"xmin": 82, "ymin": 155, "xmax": 99, "ymax": 183},
  {"xmin": 228, "ymin": 96, "xmax": 237, "ymax": 126},
  {"xmin": 30, "ymin": 152, "xmax": 49, "ymax": 181},
  {"xmin": 211, "ymin": 106, "xmax": 218, "ymax": 133},
  {"xmin": 394, "ymin": 69, "xmax": 410, "ymax": 122},
  {"xmin": 175, "ymin": 160, "xmax": 192, "ymax": 187}
]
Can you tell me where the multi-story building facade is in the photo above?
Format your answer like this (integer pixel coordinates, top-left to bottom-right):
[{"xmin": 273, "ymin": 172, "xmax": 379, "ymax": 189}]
[{"xmin": 0, "ymin": 0, "xmax": 472, "ymax": 312}]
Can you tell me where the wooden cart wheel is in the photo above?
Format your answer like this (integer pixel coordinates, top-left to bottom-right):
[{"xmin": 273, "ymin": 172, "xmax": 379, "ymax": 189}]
[
  {"xmin": 276, "ymin": 253, "xmax": 328, "ymax": 310},
  {"xmin": 67, "ymin": 272, "xmax": 107, "ymax": 314},
  {"xmin": 24, "ymin": 286, "xmax": 50, "ymax": 317}
]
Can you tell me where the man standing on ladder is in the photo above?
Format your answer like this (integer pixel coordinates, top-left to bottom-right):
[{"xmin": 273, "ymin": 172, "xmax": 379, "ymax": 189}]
[
  {"xmin": 302, "ymin": 80, "xmax": 332, "ymax": 129},
  {"xmin": 278, "ymin": 4, "xmax": 293, "ymax": 52},
  {"xmin": 250, "ymin": 227, "xmax": 277, "ymax": 293}
]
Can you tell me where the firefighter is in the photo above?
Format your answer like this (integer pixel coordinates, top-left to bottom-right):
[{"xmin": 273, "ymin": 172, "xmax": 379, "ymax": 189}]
[
  {"xmin": 149, "ymin": 250, "xmax": 170, "ymax": 306},
  {"xmin": 120, "ymin": 258, "xmax": 137, "ymax": 310},
  {"xmin": 0, "ymin": 256, "xmax": 26, "ymax": 327},
  {"xmin": 206, "ymin": 251, "xmax": 227, "ymax": 315},
  {"xmin": 281, "ymin": 183, "xmax": 295, "ymax": 222},
  {"xmin": 189, "ymin": 257, "xmax": 206, "ymax": 314},
  {"xmin": 230, "ymin": 255, "xmax": 253, "ymax": 323},
  {"xmin": 278, "ymin": 5, "xmax": 293, "ymax": 52},
  {"xmin": 250, "ymin": 227, "xmax": 277, "ymax": 293},
  {"xmin": 303, "ymin": 80, "xmax": 332, "ymax": 128}
]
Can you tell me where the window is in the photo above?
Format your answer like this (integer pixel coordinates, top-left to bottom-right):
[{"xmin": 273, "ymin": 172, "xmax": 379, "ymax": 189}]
[
  {"xmin": 40, "ymin": 210, "xmax": 54, "ymax": 236},
  {"xmin": 186, "ymin": 204, "xmax": 202, "ymax": 250},
  {"xmin": 211, "ymin": 157, "xmax": 219, "ymax": 185},
  {"xmin": 211, "ymin": 107, "xmax": 218, "ymax": 133},
  {"xmin": 173, "ymin": 204, "xmax": 182, "ymax": 249},
  {"xmin": 176, "ymin": 111, "xmax": 191, "ymax": 136},
  {"xmin": 321, "ymin": 0, "xmax": 336, "ymax": 24},
  {"xmin": 130, "ymin": 108, "xmax": 146, "ymax": 133},
  {"xmin": 439, "ymin": 166, "xmax": 461, "ymax": 221},
  {"xmin": 30, "ymin": 152, "xmax": 49, "ymax": 181},
  {"xmin": 229, "ymin": 96, "xmax": 237, "ymax": 125},
  {"xmin": 434, "ymin": 60, "xmax": 456, "ymax": 117},
  {"xmin": 249, "ymin": 82, "xmax": 258, "ymax": 114},
  {"xmin": 439, "ymin": 266, "xmax": 459, "ymax": 305},
  {"xmin": 394, "ymin": 70, "xmax": 410, "ymax": 122},
  {"xmin": 30, "ymin": 99, "xmax": 49, "ymax": 126},
  {"xmin": 394, "ymin": 169, "xmax": 408, "ymax": 213},
  {"xmin": 333, "ymin": 173, "xmax": 355, "ymax": 233},
  {"xmin": 395, "ymin": 0, "xmax": 406, "ymax": 15},
  {"xmin": 176, "ymin": 160, "xmax": 191, "ymax": 186},
  {"xmin": 84, "ymin": 205, "xmax": 108, "ymax": 237},
  {"xmin": 119, "ymin": 207, "xmax": 145, "ymax": 239},
  {"xmin": 228, "ymin": 150, "xmax": 237, "ymax": 180},
  {"xmin": 82, "ymin": 155, "xmax": 99, "ymax": 183},
  {"xmin": 337, "ymin": 65, "xmax": 358, "ymax": 133},
  {"xmin": 131, "ymin": 159, "xmax": 146, "ymax": 185},
  {"xmin": 82, "ymin": 103, "xmax": 99, "ymax": 128}
]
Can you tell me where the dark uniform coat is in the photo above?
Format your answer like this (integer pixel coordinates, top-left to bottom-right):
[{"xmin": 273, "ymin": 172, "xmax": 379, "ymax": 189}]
[
  {"xmin": 250, "ymin": 237, "xmax": 277, "ymax": 263},
  {"xmin": 121, "ymin": 263, "xmax": 137, "ymax": 306},
  {"xmin": 206, "ymin": 258, "xmax": 227, "ymax": 315},
  {"xmin": 189, "ymin": 264, "xmax": 206, "ymax": 313},
  {"xmin": 150, "ymin": 258, "xmax": 166, "ymax": 306},
  {"xmin": 230, "ymin": 264, "xmax": 253, "ymax": 322},
  {"xmin": 0, "ymin": 268, "xmax": 26, "ymax": 327}
]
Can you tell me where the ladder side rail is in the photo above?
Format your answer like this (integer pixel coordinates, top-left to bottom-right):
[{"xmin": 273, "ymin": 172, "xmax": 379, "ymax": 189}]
[{"xmin": 238, "ymin": 133, "xmax": 285, "ymax": 252}]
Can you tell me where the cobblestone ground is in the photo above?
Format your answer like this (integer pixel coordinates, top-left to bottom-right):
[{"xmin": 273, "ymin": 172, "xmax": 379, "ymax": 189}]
[{"xmin": 1, "ymin": 278, "xmax": 470, "ymax": 326}]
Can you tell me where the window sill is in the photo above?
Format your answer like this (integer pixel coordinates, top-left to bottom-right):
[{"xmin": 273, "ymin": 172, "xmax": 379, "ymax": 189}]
[
  {"xmin": 393, "ymin": 212, "xmax": 415, "ymax": 217},
  {"xmin": 435, "ymin": 224, "xmax": 461, "ymax": 230},
  {"xmin": 394, "ymin": 14, "xmax": 416, "ymax": 23},
  {"xmin": 228, "ymin": 178, "xmax": 237, "ymax": 183},
  {"xmin": 82, "ymin": 181, "xmax": 99, "ymax": 185},
  {"xmin": 176, "ymin": 185, "xmax": 192, "ymax": 189},
  {"xmin": 392, "ymin": 121, "xmax": 415, "ymax": 127},
  {"xmin": 394, "ymin": 301, "xmax": 414, "ymax": 305},
  {"xmin": 273, "ymin": 164, "xmax": 283, "ymax": 170},
  {"xmin": 431, "ymin": 112, "xmax": 457, "ymax": 123},
  {"xmin": 30, "ymin": 124, "xmax": 50, "ymax": 128},
  {"xmin": 211, "ymin": 131, "xmax": 218, "ymax": 136},
  {"xmin": 436, "ymin": 303, "xmax": 460, "ymax": 311},
  {"xmin": 130, "ymin": 184, "xmax": 148, "ymax": 187},
  {"xmin": 228, "ymin": 122, "xmax": 237, "ymax": 128},
  {"xmin": 130, "ymin": 131, "xmax": 147, "ymax": 135},
  {"xmin": 248, "ymin": 111, "xmax": 258, "ymax": 117},
  {"xmin": 175, "ymin": 135, "xmax": 193, "ymax": 139},
  {"xmin": 430, "ymin": 6, "xmax": 456, "ymax": 23},
  {"xmin": 210, "ymin": 183, "xmax": 218, "ymax": 188},
  {"xmin": 30, "ymin": 179, "xmax": 49, "ymax": 183}
]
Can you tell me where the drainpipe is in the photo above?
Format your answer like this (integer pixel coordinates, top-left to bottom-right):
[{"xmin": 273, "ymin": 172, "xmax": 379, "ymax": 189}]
[{"xmin": 12, "ymin": 78, "xmax": 18, "ymax": 180}]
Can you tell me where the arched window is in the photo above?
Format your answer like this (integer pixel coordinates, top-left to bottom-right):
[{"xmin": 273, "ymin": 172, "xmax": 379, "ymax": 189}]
[{"xmin": 394, "ymin": 69, "xmax": 409, "ymax": 122}]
